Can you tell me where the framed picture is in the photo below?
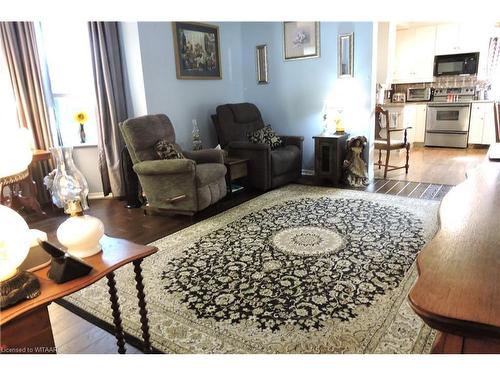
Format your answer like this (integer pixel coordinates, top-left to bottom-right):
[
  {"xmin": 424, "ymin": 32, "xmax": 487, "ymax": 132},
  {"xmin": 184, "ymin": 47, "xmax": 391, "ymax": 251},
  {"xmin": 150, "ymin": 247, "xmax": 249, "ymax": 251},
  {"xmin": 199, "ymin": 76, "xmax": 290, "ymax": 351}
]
[
  {"xmin": 338, "ymin": 32, "xmax": 354, "ymax": 78},
  {"xmin": 172, "ymin": 22, "xmax": 222, "ymax": 80},
  {"xmin": 283, "ymin": 22, "xmax": 320, "ymax": 61},
  {"xmin": 256, "ymin": 44, "xmax": 269, "ymax": 84}
]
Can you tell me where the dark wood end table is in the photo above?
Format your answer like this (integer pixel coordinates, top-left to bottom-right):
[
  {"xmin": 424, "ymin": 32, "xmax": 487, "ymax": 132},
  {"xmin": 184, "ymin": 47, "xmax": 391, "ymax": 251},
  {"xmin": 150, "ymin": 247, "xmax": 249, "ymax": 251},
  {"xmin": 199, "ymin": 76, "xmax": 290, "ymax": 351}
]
[
  {"xmin": 224, "ymin": 158, "xmax": 249, "ymax": 197},
  {"xmin": 313, "ymin": 133, "xmax": 349, "ymax": 186},
  {"xmin": 0, "ymin": 235, "xmax": 158, "ymax": 354}
]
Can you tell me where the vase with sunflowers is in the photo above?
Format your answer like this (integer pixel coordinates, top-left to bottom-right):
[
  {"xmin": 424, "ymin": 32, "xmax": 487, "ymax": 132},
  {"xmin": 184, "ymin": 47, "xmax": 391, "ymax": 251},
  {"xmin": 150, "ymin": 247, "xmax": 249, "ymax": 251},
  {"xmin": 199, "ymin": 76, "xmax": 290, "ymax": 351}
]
[{"xmin": 74, "ymin": 111, "xmax": 88, "ymax": 144}]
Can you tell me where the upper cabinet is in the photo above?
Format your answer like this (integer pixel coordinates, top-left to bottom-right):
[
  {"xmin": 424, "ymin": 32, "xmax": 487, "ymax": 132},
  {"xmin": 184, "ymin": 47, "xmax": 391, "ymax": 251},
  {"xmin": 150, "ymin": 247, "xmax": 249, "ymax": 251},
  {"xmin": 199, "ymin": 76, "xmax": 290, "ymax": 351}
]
[
  {"xmin": 435, "ymin": 23, "xmax": 482, "ymax": 55},
  {"xmin": 388, "ymin": 22, "xmax": 493, "ymax": 84},
  {"xmin": 392, "ymin": 26, "xmax": 436, "ymax": 83}
]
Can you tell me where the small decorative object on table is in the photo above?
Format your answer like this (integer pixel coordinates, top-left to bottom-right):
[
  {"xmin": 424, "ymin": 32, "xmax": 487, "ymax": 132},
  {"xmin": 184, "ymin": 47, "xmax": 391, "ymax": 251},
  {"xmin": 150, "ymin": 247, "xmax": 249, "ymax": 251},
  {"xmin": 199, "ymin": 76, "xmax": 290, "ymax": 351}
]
[
  {"xmin": 44, "ymin": 146, "xmax": 104, "ymax": 258},
  {"xmin": 45, "ymin": 146, "xmax": 89, "ymax": 210},
  {"xmin": 192, "ymin": 119, "xmax": 203, "ymax": 150},
  {"xmin": 322, "ymin": 104, "xmax": 345, "ymax": 135},
  {"xmin": 343, "ymin": 136, "xmax": 369, "ymax": 187},
  {"xmin": 74, "ymin": 111, "xmax": 88, "ymax": 144}
]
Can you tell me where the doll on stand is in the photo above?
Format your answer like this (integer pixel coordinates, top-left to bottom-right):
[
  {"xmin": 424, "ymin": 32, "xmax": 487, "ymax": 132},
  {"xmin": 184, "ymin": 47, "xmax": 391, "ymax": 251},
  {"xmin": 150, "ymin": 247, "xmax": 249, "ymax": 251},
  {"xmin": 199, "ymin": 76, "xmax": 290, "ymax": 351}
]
[{"xmin": 343, "ymin": 136, "xmax": 369, "ymax": 187}]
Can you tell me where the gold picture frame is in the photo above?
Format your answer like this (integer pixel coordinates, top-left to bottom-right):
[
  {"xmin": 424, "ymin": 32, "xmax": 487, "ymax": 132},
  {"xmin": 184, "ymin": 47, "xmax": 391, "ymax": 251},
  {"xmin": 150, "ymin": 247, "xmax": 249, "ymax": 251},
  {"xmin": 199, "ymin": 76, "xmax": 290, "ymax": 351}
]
[{"xmin": 172, "ymin": 22, "xmax": 222, "ymax": 80}]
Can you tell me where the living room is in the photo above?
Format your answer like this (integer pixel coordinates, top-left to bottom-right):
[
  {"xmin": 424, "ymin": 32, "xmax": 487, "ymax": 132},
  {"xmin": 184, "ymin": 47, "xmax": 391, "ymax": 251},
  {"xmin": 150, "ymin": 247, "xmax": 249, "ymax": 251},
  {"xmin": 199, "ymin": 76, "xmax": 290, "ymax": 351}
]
[{"xmin": 1, "ymin": 0, "xmax": 500, "ymax": 374}]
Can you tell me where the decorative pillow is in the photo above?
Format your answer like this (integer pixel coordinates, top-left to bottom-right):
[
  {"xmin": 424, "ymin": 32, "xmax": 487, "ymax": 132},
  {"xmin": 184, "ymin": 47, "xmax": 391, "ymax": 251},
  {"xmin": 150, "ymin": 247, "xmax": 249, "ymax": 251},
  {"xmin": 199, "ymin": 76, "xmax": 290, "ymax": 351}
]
[
  {"xmin": 247, "ymin": 125, "xmax": 283, "ymax": 150},
  {"xmin": 154, "ymin": 139, "xmax": 184, "ymax": 160}
]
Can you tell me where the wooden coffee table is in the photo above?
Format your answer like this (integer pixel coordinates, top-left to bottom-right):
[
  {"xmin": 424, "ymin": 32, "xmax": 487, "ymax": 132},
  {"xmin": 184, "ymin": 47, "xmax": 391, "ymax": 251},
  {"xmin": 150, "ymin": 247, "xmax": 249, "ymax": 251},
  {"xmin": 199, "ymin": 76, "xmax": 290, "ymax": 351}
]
[
  {"xmin": 224, "ymin": 158, "xmax": 249, "ymax": 197},
  {"xmin": 0, "ymin": 235, "xmax": 158, "ymax": 354}
]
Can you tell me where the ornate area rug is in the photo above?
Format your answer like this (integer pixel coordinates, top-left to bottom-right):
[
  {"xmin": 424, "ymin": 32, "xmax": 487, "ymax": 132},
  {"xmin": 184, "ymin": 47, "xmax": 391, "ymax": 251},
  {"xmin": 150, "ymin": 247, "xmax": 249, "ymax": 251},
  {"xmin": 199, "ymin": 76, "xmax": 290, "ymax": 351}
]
[{"xmin": 63, "ymin": 184, "xmax": 439, "ymax": 353}]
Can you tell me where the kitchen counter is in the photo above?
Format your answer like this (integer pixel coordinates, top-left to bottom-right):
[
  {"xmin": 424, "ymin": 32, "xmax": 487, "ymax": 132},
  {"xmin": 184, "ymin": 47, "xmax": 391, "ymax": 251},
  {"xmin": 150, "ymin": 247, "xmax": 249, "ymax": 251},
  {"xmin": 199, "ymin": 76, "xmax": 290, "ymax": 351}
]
[{"xmin": 383, "ymin": 100, "xmax": 497, "ymax": 106}]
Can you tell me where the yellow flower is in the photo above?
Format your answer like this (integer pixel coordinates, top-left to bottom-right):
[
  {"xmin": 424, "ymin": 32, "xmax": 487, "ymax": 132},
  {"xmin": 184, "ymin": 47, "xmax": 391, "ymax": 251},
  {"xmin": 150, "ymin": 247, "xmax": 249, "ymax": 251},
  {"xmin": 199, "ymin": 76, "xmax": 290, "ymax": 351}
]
[{"xmin": 74, "ymin": 111, "xmax": 88, "ymax": 124}]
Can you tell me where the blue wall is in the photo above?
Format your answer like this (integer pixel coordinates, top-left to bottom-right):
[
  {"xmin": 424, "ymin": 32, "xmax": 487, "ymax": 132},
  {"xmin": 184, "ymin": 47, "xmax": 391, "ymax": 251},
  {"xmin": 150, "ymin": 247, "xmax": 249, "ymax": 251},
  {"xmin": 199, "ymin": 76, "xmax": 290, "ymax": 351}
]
[
  {"xmin": 241, "ymin": 22, "xmax": 375, "ymax": 171},
  {"xmin": 136, "ymin": 22, "xmax": 245, "ymax": 150},
  {"xmin": 122, "ymin": 21, "xmax": 375, "ymax": 171}
]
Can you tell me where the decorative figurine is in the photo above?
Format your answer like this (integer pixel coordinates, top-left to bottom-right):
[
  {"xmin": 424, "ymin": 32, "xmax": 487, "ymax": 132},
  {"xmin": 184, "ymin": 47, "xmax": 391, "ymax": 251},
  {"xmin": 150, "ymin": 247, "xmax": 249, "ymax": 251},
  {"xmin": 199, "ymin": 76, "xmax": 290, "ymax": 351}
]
[
  {"xmin": 343, "ymin": 136, "xmax": 369, "ymax": 187},
  {"xmin": 192, "ymin": 119, "xmax": 202, "ymax": 150}
]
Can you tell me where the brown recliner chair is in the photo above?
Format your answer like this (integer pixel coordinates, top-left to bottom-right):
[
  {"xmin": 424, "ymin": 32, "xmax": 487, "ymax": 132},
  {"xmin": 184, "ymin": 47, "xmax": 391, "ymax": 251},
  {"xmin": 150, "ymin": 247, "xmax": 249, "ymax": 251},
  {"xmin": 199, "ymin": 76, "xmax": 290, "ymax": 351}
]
[
  {"xmin": 120, "ymin": 114, "xmax": 227, "ymax": 215},
  {"xmin": 212, "ymin": 103, "xmax": 304, "ymax": 191}
]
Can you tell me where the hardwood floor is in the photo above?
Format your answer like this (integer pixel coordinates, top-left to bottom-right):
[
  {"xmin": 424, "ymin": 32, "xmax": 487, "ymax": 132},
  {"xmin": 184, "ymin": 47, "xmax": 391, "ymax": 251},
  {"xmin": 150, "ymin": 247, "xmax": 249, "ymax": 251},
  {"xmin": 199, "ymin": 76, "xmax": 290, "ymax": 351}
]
[
  {"xmin": 28, "ymin": 145, "xmax": 483, "ymax": 353},
  {"xmin": 374, "ymin": 145, "xmax": 487, "ymax": 185}
]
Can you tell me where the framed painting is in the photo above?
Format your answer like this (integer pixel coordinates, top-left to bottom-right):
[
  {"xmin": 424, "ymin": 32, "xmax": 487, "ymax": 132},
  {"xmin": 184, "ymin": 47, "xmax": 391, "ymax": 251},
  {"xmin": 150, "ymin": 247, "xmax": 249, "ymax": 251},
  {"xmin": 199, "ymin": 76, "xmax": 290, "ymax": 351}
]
[
  {"xmin": 283, "ymin": 22, "xmax": 320, "ymax": 61},
  {"xmin": 172, "ymin": 22, "xmax": 222, "ymax": 80}
]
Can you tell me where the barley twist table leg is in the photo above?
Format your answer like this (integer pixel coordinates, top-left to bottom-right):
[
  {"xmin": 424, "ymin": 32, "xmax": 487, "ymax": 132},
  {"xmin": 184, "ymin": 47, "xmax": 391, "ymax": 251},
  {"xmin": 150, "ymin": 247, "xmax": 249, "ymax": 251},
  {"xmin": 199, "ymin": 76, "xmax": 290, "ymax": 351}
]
[
  {"xmin": 133, "ymin": 259, "xmax": 152, "ymax": 353},
  {"xmin": 106, "ymin": 272, "xmax": 127, "ymax": 354}
]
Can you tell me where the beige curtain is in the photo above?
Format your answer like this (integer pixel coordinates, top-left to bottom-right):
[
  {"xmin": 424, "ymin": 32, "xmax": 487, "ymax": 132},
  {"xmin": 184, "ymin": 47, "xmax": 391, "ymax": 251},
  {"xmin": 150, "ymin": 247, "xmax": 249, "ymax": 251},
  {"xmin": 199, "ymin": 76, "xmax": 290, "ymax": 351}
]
[
  {"xmin": 0, "ymin": 22, "xmax": 54, "ymax": 205},
  {"xmin": 88, "ymin": 22, "xmax": 127, "ymax": 197}
]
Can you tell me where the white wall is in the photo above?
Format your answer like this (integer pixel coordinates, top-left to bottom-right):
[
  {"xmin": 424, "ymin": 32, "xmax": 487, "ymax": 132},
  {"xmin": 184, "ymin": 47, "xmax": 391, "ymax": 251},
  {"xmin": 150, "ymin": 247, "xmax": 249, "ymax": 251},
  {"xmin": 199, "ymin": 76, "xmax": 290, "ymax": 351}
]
[
  {"xmin": 119, "ymin": 22, "xmax": 148, "ymax": 118},
  {"xmin": 72, "ymin": 146, "xmax": 102, "ymax": 196}
]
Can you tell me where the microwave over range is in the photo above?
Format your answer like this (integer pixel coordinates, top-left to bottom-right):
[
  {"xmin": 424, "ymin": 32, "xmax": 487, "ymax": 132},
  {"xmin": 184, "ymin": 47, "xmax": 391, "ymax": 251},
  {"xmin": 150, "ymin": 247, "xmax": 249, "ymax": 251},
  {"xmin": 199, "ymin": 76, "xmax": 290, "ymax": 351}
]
[{"xmin": 434, "ymin": 52, "xmax": 479, "ymax": 77}]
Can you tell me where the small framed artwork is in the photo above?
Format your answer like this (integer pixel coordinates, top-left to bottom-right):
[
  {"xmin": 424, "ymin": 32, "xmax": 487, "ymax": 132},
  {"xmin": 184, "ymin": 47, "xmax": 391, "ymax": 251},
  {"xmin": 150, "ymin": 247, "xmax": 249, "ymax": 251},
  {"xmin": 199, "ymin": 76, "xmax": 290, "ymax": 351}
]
[
  {"xmin": 283, "ymin": 22, "xmax": 320, "ymax": 61},
  {"xmin": 172, "ymin": 22, "xmax": 222, "ymax": 80},
  {"xmin": 256, "ymin": 44, "xmax": 269, "ymax": 84},
  {"xmin": 338, "ymin": 32, "xmax": 354, "ymax": 78}
]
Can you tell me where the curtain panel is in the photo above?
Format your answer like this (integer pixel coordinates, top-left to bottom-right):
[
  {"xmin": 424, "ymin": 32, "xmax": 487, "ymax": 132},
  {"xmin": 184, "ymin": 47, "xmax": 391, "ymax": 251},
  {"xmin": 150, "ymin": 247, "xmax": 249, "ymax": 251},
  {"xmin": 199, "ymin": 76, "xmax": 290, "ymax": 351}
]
[
  {"xmin": 0, "ymin": 22, "xmax": 54, "ymax": 205},
  {"xmin": 88, "ymin": 22, "xmax": 127, "ymax": 197}
]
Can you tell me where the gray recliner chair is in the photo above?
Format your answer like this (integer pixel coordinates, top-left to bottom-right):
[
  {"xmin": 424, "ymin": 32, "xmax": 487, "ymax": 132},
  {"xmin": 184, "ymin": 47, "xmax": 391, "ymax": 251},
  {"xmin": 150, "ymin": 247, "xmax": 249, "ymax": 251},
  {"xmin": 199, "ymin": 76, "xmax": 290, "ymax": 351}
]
[
  {"xmin": 212, "ymin": 103, "xmax": 303, "ymax": 191},
  {"xmin": 120, "ymin": 114, "xmax": 227, "ymax": 215}
]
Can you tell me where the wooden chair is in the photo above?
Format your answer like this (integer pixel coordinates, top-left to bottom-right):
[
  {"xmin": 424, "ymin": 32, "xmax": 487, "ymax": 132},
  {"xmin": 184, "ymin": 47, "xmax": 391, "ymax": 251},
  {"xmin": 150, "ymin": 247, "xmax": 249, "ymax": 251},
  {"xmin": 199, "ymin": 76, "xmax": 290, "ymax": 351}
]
[
  {"xmin": 494, "ymin": 102, "xmax": 500, "ymax": 143},
  {"xmin": 374, "ymin": 105, "xmax": 411, "ymax": 178}
]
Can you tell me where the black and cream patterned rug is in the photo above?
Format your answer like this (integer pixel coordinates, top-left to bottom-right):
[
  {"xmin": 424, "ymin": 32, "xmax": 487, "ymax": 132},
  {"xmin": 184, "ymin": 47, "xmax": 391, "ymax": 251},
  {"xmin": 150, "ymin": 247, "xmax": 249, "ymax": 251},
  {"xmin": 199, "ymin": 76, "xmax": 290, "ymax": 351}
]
[{"xmin": 63, "ymin": 184, "xmax": 439, "ymax": 353}]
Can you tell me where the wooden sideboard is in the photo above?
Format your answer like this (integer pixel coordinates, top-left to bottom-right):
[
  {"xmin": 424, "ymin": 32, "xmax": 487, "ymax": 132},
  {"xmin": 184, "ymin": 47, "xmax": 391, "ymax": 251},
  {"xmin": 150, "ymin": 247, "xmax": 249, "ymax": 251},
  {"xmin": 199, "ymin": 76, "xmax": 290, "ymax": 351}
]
[{"xmin": 408, "ymin": 144, "xmax": 500, "ymax": 353}]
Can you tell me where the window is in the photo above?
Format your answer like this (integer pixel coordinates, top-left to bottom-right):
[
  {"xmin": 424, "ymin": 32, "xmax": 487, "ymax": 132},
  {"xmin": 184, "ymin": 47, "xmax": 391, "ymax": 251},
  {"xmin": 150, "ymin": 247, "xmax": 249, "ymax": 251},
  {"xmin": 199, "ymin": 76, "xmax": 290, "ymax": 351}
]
[{"xmin": 36, "ymin": 22, "xmax": 98, "ymax": 147}]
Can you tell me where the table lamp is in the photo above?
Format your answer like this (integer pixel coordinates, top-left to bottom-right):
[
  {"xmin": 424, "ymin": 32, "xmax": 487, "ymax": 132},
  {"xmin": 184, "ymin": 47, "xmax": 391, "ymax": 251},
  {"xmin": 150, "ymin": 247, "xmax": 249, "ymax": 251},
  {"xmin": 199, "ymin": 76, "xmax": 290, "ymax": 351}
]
[{"xmin": 0, "ymin": 128, "xmax": 41, "ymax": 309}]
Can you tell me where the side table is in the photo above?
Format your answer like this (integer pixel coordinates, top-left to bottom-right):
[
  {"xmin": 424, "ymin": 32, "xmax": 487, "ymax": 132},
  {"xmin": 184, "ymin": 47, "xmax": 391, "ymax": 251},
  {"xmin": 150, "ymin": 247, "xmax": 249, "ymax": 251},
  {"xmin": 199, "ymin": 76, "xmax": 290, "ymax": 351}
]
[
  {"xmin": 0, "ymin": 235, "xmax": 158, "ymax": 354},
  {"xmin": 224, "ymin": 158, "xmax": 249, "ymax": 197},
  {"xmin": 313, "ymin": 133, "xmax": 349, "ymax": 186}
]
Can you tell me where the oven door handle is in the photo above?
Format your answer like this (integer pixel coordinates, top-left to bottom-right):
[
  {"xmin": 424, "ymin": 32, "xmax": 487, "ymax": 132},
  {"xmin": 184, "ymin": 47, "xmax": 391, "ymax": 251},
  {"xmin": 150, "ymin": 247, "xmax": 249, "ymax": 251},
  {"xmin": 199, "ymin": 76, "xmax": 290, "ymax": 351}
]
[
  {"xmin": 426, "ymin": 130, "xmax": 468, "ymax": 135},
  {"xmin": 428, "ymin": 104, "xmax": 471, "ymax": 108}
]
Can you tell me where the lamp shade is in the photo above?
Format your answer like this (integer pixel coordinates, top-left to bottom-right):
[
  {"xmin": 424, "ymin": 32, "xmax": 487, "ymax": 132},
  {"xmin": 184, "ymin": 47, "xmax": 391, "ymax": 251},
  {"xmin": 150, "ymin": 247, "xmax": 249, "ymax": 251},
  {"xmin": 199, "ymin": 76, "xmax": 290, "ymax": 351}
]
[
  {"xmin": 0, "ymin": 205, "xmax": 31, "ymax": 281},
  {"xmin": 0, "ymin": 128, "xmax": 33, "ymax": 179}
]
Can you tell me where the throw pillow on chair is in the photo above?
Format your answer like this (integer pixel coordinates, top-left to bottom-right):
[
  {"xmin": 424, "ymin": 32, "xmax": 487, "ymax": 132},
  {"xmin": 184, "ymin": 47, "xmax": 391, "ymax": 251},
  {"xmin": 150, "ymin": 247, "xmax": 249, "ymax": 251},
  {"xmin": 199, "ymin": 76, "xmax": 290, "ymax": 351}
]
[
  {"xmin": 155, "ymin": 139, "xmax": 184, "ymax": 160},
  {"xmin": 247, "ymin": 125, "xmax": 283, "ymax": 150}
]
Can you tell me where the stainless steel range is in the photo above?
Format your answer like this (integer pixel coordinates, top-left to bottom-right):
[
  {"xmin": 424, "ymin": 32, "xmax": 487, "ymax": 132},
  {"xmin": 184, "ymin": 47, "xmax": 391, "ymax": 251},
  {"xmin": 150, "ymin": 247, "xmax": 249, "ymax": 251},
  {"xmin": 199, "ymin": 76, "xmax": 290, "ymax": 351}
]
[{"xmin": 425, "ymin": 87, "xmax": 475, "ymax": 148}]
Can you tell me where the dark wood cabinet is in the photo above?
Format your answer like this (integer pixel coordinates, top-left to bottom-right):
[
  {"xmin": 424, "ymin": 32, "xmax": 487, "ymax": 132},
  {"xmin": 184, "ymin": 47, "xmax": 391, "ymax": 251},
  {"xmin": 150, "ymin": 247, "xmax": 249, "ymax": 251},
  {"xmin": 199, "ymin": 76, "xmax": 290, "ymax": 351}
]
[{"xmin": 313, "ymin": 134, "xmax": 348, "ymax": 185}]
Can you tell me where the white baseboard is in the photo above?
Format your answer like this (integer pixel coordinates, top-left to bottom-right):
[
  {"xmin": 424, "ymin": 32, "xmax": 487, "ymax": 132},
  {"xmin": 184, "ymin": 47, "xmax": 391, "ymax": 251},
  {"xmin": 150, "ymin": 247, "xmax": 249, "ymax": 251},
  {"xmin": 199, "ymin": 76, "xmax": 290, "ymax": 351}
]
[
  {"xmin": 88, "ymin": 192, "xmax": 112, "ymax": 200},
  {"xmin": 301, "ymin": 169, "xmax": 315, "ymax": 176}
]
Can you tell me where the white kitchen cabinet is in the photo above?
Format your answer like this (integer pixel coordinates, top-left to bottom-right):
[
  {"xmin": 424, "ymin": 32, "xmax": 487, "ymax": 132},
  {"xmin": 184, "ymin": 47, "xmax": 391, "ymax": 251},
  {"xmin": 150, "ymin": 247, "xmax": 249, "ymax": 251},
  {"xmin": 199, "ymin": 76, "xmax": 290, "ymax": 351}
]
[
  {"xmin": 435, "ymin": 24, "xmax": 460, "ymax": 55},
  {"xmin": 401, "ymin": 104, "xmax": 427, "ymax": 144},
  {"xmin": 468, "ymin": 103, "xmax": 497, "ymax": 145},
  {"xmin": 468, "ymin": 104, "xmax": 484, "ymax": 144},
  {"xmin": 481, "ymin": 103, "xmax": 496, "ymax": 145},
  {"xmin": 435, "ymin": 23, "xmax": 485, "ymax": 55},
  {"xmin": 392, "ymin": 29, "xmax": 413, "ymax": 82},
  {"xmin": 414, "ymin": 104, "xmax": 427, "ymax": 143},
  {"xmin": 393, "ymin": 26, "xmax": 436, "ymax": 83}
]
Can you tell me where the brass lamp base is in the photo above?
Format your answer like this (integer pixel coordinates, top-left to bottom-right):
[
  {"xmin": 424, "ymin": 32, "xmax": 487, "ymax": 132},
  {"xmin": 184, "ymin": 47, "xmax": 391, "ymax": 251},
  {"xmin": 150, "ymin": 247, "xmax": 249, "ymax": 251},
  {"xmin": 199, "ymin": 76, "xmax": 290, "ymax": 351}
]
[{"xmin": 0, "ymin": 271, "xmax": 41, "ymax": 309}]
